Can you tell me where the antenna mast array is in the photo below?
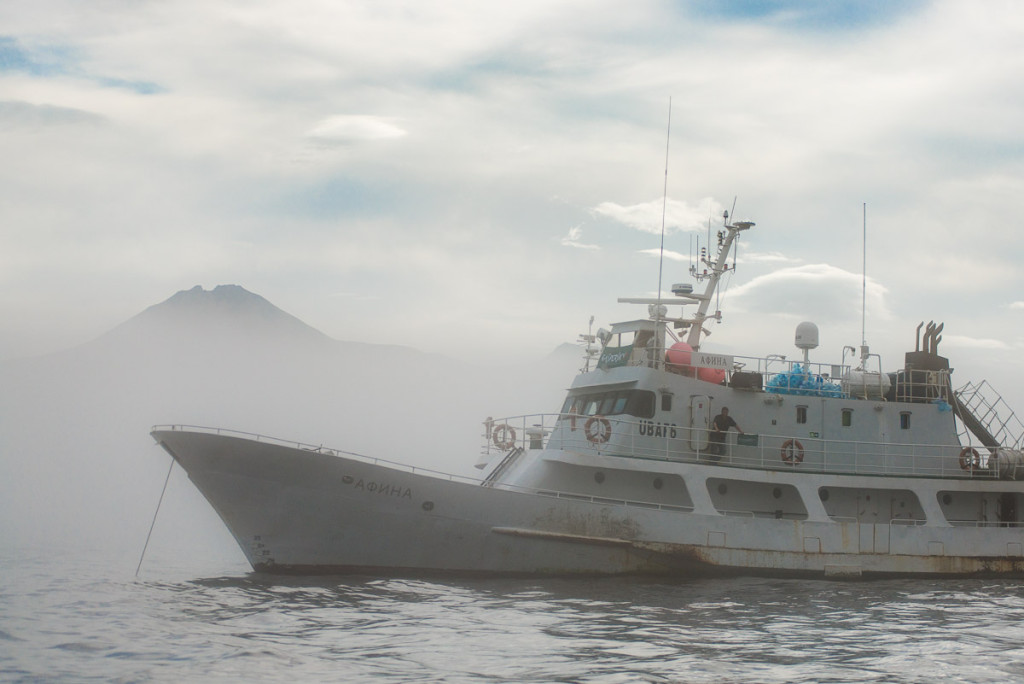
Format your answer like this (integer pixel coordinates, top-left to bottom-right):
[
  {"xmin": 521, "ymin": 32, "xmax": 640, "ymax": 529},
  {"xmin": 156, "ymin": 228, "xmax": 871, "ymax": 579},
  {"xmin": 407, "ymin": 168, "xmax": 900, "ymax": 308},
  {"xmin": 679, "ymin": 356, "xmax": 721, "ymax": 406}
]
[
  {"xmin": 620, "ymin": 212, "xmax": 753, "ymax": 351},
  {"xmin": 657, "ymin": 97, "xmax": 672, "ymax": 301},
  {"xmin": 617, "ymin": 104, "xmax": 753, "ymax": 354}
]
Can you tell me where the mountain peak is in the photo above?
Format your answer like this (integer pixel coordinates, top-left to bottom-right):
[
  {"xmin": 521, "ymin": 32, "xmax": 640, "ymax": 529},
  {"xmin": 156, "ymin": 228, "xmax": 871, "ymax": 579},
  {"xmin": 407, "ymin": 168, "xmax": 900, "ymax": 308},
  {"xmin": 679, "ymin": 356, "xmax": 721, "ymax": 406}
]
[
  {"xmin": 100, "ymin": 284, "xmax": 330, "ymax": 349},
  {"xmin": 159, "ymin": 284, "xmax": 282, "ymax": 315}
]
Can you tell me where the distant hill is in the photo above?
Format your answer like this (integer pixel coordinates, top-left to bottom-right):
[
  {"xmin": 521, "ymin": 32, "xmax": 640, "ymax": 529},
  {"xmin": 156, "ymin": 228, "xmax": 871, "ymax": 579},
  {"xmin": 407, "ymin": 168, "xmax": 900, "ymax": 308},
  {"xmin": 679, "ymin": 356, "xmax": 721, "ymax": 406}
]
[
  {"xmin": 88, "ymin": 284, "xmax": 332, "ymax": 354},
  {"xmin": 125, "ymin": 284, "xmax": 323, "ymax": 333},
  {"xmin": 0, "ymin": 285, "xmax": 578, "ymax": 564}
]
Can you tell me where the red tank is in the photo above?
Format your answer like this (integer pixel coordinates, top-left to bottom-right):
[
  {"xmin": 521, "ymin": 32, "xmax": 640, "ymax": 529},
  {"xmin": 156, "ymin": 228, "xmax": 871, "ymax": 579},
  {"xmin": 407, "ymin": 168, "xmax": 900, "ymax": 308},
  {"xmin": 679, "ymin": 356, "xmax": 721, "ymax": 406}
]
[{"xmin": 665, "ymin": 342, "xmax": 694, "ymax": 376}]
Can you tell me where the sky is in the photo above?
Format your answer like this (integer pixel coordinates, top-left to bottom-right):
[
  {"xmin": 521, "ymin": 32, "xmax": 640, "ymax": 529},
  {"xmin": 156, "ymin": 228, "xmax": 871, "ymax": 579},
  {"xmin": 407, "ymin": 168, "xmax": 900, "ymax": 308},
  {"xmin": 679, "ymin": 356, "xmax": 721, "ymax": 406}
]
[{"xmin": 3, "ymin": 0, "xmax": 1024, "ymax": 402}]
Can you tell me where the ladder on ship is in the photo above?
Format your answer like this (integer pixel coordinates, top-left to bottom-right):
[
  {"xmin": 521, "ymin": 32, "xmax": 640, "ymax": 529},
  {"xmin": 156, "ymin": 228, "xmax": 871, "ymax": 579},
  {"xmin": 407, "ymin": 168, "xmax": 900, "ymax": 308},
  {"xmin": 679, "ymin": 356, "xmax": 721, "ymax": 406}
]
[
  {"xmin": 953, "ymin": 380, "xmax": 1024, "ymax": 451},
  {"xmin": 482, "ymin": 446, "xmax": 524, "ymax": 487}
]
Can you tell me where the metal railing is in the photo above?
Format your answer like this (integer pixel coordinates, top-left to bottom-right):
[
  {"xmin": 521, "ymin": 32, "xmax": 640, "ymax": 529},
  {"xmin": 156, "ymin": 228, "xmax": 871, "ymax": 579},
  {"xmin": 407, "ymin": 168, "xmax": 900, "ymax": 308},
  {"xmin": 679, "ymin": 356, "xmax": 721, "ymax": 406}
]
[
  {"xmin": 597, "ymin": 350, "xmax": 959, "ymax": 405},
  {"xmin": 955, "ymin": 379, "xmax": 1024, "ymax": 450},
  {"xmin": 480, "ymin": 414, "xmax": 1001, "ymax": 480},
  {"xmin": 945, "ymin": 518, "xmax": 1024, "ymax": 528},
  {"xmin": 152, "ymin": 424, "xmax": 491, "ymax": 486}
]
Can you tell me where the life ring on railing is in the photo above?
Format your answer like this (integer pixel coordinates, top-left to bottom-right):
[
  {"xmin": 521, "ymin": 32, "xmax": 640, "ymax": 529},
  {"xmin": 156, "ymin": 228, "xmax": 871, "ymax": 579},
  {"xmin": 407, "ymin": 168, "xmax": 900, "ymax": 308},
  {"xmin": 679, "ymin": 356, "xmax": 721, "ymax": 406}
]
[
  {"xmin": 781, "ymin": 439, "xmax": 804, "ymax": 464},
  {"xmin": 584, "ymin": 415, "xmax": 612, "ymax": 444},
  {"xmin": 959, "ymin": 446, "xmax": 981, "ymax": 471},
  {"xmin": 492, "ymin": 424, "xmax": 516, "ymax": 450}
]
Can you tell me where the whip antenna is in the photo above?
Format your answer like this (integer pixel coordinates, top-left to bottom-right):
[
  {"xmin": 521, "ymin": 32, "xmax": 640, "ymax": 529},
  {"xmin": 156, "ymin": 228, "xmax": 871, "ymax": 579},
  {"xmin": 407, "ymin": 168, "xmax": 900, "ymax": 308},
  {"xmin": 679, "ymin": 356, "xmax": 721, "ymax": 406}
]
[
  {"xmin": 657, "ymin": 97, "xmax": 672, "ymax": 300},
  {"xmin": 861, "ymin": 202, "xmax": 867, "ymax": 348}
]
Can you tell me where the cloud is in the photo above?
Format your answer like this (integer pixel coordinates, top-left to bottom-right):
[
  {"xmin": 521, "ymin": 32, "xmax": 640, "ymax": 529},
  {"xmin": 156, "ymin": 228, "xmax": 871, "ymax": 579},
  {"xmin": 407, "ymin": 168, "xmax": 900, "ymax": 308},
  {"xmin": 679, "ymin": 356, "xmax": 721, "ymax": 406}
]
[
  {"xmin": 727, "ymin": 264, "xmax": 890, "ymax": 324},
  {"xmin": 1, "ymin": 0, "xmax": 1024, "ymax": 388},
  {"xmin": 1010, "ymin": 302, "xmax": 1024, "ymax": 311},
  {"xmin": 593, "ymin": 197, "xmax": 724, "ymax": 235},
  {"xmin": 740, "ymin": 251, "xmax": 798, "ymax": 264},
  {"xmin": 689, "ymin": 0, "xmax": 927, "ymax": 31},
  {"xmin": 0, "ymin": 35, "xmax": 75, "ymax": 77},
  {"xmin": 0, "ymin": 99, "xmax": 104, "ymax": 127},
  {"xmin": 560, "ymin": 225, "xmax": 600, "ymax": 250},
  {"xmin": 0, "ymin": 36, "xmax": 162, "ymax": 93},
  {"xmin": 942, "ymin": 334, "xmax": 1011, "ymax": 351},
  {"xmin": 637, "ymin": 248, "xmax": 687, "ymax": 262},
  {"xmin": 306, "ymin": 115, "xmax": 407, "ymax": 144}
]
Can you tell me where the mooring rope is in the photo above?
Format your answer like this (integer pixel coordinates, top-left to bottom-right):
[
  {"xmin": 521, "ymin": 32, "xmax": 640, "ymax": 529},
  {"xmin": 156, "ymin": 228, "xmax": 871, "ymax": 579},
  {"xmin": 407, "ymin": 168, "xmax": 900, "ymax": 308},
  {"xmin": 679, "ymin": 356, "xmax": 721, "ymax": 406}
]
[{"xmin": 135, "ymin": 458, "xmax": 174, "ymax": 577}]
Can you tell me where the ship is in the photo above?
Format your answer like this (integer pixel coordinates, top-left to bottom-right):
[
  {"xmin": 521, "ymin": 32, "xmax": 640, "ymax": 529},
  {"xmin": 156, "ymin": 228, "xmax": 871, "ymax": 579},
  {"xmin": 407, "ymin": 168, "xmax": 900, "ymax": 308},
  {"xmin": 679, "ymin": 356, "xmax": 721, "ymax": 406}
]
[{"xmin": 153, "ymin": 215, "xmax": 1024, "ymax": 578}]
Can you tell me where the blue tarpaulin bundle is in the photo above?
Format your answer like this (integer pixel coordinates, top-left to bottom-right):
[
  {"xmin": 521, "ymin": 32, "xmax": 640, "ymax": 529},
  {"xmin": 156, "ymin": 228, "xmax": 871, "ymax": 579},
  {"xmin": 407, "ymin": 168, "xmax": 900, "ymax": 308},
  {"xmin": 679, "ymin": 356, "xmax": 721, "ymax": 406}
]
[{"xmin": 766, "ymin": 364, "xmax": 844, "ymax": 397}]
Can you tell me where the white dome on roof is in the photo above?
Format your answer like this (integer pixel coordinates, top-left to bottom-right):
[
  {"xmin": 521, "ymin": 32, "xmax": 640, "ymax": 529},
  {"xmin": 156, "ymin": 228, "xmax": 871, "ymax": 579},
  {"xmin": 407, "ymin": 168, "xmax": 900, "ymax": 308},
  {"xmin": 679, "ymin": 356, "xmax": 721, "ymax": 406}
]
[{"xmin": 795, "ymin": 321, "xmax": 819, "ymax": 350}]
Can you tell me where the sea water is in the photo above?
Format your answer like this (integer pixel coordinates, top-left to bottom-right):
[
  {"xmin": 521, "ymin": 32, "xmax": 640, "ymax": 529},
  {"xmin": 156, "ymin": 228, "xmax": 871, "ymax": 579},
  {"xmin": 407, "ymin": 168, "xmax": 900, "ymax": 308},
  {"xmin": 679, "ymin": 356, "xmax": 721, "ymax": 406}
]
[{"xmin": 3, "ymin": 548, "xmax": 1024, "ymax": 683}]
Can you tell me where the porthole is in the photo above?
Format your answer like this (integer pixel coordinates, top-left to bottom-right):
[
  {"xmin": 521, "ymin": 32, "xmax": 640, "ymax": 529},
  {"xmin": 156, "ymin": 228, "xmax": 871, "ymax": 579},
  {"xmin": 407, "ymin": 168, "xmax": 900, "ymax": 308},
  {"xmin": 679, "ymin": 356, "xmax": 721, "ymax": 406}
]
[
  {"xmin": 594, "ymin": 471, "xmax": 605, "ymax": 484},
  {"xmin": 772, "ymin": 487, "xmax": 782, "ymax": 499},
  {"xmin": 718, "ymin": 483, "xmax": 728, "ymax": 495},
  {"xmin": 942, "ymin": 494, "xmax": 953, "ymax": 505},
  {"xmin": 422, "ymin": 501, "xmax": 435, "ymax": 511},
  {"xmin": 820, "ymin": 488, "xmax": 830, "ymax": 502},
  {"xmin": 653, "ymin": 477, "xmax": 664, "ymax": 490}
]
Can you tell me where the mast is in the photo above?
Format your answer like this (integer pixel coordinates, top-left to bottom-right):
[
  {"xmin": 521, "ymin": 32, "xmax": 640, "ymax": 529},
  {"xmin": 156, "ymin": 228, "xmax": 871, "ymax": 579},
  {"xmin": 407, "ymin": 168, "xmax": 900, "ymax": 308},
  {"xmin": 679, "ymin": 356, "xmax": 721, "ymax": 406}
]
[
  {"xmin": 616, "ymin": 215, "xmax": 754, "ymax": 354},
  {"xmin": 683, "ymin": 216, "xmax": 754, "ymax": 349}
]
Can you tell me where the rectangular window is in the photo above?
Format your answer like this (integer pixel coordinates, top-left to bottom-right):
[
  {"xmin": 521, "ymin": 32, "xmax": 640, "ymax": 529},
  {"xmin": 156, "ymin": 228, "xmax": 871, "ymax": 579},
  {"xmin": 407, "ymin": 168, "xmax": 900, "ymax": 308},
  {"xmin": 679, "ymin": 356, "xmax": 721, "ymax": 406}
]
[
  {"xmin": 900, "ymin": 412, "xmax": 911, "ymax": 430},
  {"xmin": 796, "ymin": 406, "xmax": 807, "ymax": 424},
  {"xmin": 564, "ymin": 390, "xmax": 656, "ymax": 419},
  {"xmin": 627, "ymin": 391, "xmax": 656, "ymax": 418},
  {"xmin": 661, "ymin": 393, "xmax": 673, "ymax": 412},
  {"xmin": 841, "ymin": 409, "xmax": 853, "ymax": 427}
]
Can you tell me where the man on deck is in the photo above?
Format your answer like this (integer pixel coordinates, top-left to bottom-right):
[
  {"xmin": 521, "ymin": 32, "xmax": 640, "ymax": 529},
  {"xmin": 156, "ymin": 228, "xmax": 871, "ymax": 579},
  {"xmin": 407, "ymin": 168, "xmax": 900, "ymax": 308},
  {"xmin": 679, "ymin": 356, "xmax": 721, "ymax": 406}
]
[{"xmin": 709, "ymin": 407, "xmax": 743, "ymax": 458}]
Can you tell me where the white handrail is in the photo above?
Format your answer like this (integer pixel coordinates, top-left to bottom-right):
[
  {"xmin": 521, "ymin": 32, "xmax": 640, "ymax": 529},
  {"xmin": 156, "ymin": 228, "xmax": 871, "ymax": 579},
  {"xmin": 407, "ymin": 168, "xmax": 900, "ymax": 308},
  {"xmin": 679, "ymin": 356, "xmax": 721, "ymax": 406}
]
[{"xmin": 480, "ymin": 414, "xmax": 1000, "ymax": 480}]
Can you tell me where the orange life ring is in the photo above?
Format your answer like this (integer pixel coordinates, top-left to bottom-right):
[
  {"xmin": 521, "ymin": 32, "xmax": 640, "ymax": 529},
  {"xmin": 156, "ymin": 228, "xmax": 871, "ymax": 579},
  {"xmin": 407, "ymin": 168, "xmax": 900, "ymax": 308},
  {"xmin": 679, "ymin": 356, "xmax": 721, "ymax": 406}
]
[
  {"xmin": 781, "ymin": 439, "xmax": 804, "ymax": 464},
  {"xmin": 959, "ymin": 447, "xmax": 980, "ymax": 471},
  {"xmin": 492, "ymin": 424, "xmax": 516, "ymax": 450},
  {"xmin": 584, "ymin": 415, "xmax": 611, "ymax": 444}
]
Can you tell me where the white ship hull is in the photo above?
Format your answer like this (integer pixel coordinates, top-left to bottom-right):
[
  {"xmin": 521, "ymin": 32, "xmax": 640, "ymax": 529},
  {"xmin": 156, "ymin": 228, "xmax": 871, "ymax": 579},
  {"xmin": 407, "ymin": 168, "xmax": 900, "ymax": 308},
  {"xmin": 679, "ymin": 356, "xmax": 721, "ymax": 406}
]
[{"xmin": 154, "ymin": 427, "xmax": 1024, "ymax": 578}]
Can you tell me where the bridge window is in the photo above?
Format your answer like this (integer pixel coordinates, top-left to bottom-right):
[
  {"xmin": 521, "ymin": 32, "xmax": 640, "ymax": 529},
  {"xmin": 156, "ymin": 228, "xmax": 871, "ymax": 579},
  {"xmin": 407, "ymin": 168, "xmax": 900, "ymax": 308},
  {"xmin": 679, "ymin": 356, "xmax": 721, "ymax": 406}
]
[{"xmin": 561, "ymin": 390, "xmax": 656, "ymax": 419}]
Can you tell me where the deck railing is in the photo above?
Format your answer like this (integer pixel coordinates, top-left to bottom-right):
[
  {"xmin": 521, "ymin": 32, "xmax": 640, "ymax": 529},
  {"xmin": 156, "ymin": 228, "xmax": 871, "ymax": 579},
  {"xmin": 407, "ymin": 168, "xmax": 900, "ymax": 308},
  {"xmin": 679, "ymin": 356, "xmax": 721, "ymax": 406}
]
[
  {"xmin": 614, "ymin": 351, "xmax": 955, "ymax": 404},
  {"xmin": 152, "ymin": 424, "xmax": 489, "ymax": 486},
  {"xmin": 481, "ymin": 414, "xmax": 1000, "ymax": 480}
]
